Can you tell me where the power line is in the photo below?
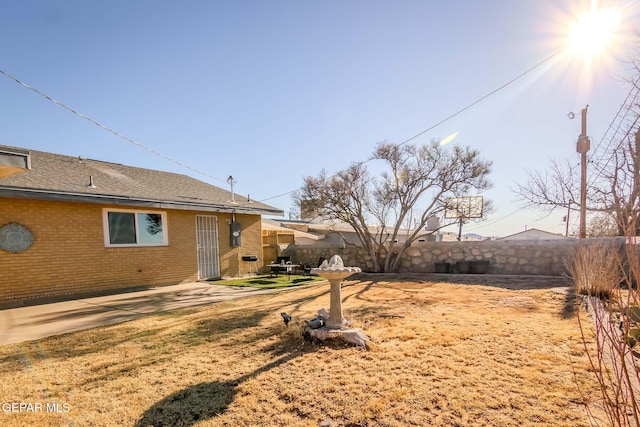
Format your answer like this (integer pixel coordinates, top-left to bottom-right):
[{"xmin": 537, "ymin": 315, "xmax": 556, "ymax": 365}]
[
  {"xmin": 586, "ymin": 77, "xmax": 640, "ymax": 187},
  {"xmin": 0, "ymin": 68, "xmax": 229, "ymax": 185},
  {"xmin": 394, "ymin": 50, "xmax": 563, "ymax": 149},
  {"xmin": 254, "ymin": 50, "xmax": 565, "ymax": 208},
  {"xmin": 0, "ymin": 46, "xmax": 578, "ymax": 224},
  {"xmin": 464, "ymin": 207, "xmax": 529, "ymax": 231},
  {"xmin": 0, "ymin": 53, "xmax": 602, "ymax": 235},
  {"xmin": 584, "ymin": 0, "xmax": 640, "ymax": 187},
  {"xmin": 590, "ymin": 76, "xmax": 639, "ymax": 156},
  {"xmin": 587, "ymin": 102, "xmax": 640, "ymax": 188}
]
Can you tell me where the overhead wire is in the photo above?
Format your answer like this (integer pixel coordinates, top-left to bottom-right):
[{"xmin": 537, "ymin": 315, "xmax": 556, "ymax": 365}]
[
  {"xmin": 463, "ymin": 207, "xmax": 529, "ymax": 231},
  {"xmin": 248, "ymin": 49, "xmax": 565, "ymax": 208},
  {"xmin": 586, "ymin": 77, "xmax": 640, "ymax": 188},
  {"xmin": 0, "ymin": 46, "xmax": 563, "ymax": 216},
  {"xmin": 583, "ymin": 0, "xmax": 640, "ymax": 188},
  {"xmin": 0, "ymin": 44, "xmax": 611, "ymax": 236},
  {"xmin": 587, "ymin": 109, "xmax": 640, "ymax": 191},
  {"xmin": 391, "ymin": 50, "xmax": 564, "ymax": 149},
  {"xmin": 0, "ymin": 68, "xmax": 229, "ymax": 185},
  {"xmin": 589, "ymin": 74, "xmax": 640, "ymax": 156}
]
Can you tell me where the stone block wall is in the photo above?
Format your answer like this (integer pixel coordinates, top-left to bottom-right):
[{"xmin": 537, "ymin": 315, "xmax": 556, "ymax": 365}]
[
  {"xmin": 395, "ymin": 240, "xmax": 578, "ymax": 275},
  {"xmin": 282, "ymin": 238, "xmax": 626, "ymax": 276}
]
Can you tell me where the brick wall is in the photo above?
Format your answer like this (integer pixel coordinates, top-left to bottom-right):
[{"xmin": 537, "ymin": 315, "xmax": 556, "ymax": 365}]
[
  {"xmin": 219, "ymin": 213, "xmax": 263, "ymax": 277},
  {"xmin": 0, "ymin": 198, "xmax": 263, "ymax": 304}
]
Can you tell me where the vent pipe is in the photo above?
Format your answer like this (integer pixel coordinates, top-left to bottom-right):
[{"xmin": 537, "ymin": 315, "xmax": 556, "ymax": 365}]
[{"xmin": 227, "ymin": 175, "xmax": 237, "ymax": 204}]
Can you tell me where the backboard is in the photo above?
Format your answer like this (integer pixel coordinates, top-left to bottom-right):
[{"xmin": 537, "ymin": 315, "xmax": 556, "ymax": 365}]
[{"xmin": 444, "ymin": 196, "xmax": 484, "ymax": 219}]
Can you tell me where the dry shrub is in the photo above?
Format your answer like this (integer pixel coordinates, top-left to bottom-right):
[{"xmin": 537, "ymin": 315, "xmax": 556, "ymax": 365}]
[
  {"xmin": 565, "ymin": 239, "xmax": 622, "ymax": 298},
  {"xmin": 568, "ymin": 236, "xmax": 640, "ymax": 426}
]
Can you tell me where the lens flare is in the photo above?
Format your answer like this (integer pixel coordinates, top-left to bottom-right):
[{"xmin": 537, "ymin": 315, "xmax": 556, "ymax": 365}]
[{"xmin": 440, "ymin": 131, "xmax": 459, "ymax": 146}]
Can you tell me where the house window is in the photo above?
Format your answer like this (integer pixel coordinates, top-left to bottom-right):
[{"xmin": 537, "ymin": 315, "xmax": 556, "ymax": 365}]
[{"xmin": 103, "ymin": 209, "xmax": 168, "ymax": 247}]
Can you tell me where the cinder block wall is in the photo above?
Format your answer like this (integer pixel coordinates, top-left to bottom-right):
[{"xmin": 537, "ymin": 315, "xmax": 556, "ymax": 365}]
[{"xmin": 0, "ymin": 198, "xmax": 262, "ymax": 304}]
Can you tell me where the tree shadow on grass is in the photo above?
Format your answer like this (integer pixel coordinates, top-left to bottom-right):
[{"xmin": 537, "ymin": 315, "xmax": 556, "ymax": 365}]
[
  {"xmin": 561, "ymin": 284, "xmax": 579, "ymax": 319},
  {"xmin": 135, "ymin": 295, "xmax": 322, "ymax": 427},
  {"xmin": 134, "ymin": 352, "xmax": 300, "ymax": 427},
  {"xmin": 348, "ymin": 272, "xmax": 574, "ymax": 290},
  {"xmin": 134, "ymin": 380, "xmax": 234, "ymax": 427}
]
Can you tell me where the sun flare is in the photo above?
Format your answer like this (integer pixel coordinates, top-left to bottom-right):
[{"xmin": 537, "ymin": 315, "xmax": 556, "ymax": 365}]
[
  {"xmin": 439, "ymin": 131, "xmax": 459, "ymax": 146},
  {"xmin": 569, "ymin": 7, "xmax": 620, "ymax": 59}
]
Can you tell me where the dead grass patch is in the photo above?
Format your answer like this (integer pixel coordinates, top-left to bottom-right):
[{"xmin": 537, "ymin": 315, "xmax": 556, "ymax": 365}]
[{"xmin": 0, "ymin": 277, "xmax": 604, "ymax": 426}]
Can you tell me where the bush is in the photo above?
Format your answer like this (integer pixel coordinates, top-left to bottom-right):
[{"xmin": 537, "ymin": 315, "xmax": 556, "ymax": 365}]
[
  {"xmin": 568, "ymin": 237, "xmax": 640, "ymax": 426},
  {"xmin": 565, "ymin": 240, "xmax": 622, "ymax": 298}
]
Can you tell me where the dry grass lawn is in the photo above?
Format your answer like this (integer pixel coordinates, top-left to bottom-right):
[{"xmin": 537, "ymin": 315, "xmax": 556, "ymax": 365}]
[{"xmin": 0, "ymin": 275, "xmax": 604, "ymax": 426}]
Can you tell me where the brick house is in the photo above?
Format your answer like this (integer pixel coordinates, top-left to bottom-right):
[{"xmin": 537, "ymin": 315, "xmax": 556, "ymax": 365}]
[{"xmin": 0, "ymin": 145, "xmax": 282, "ymax": 305}]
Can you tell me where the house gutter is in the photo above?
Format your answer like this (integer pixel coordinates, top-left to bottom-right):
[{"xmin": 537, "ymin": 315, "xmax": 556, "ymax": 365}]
[{"xmin": 0, "ymin": 187, "xmax": 284, "ymax": 216}]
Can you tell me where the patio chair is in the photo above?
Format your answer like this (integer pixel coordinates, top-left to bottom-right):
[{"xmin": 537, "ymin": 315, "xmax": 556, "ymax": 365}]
[
  {"xmin": 304, "ymin": 257, "xmax": 326, "ymax": 276},
  {"xmin": 303, "ymin": 264, "xmax": 312, "ymax": 276}
]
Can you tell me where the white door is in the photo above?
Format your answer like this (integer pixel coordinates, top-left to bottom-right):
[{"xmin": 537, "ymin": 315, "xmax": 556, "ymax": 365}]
[{"xmin": 196, "ymin": 215, "xmax": 220, "ymax": 280}]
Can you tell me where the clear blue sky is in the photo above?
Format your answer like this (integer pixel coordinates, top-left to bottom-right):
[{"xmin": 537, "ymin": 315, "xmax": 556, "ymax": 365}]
[{"xmin": 1, "ymin": 1, "xmax": 638, "ymax": 237}]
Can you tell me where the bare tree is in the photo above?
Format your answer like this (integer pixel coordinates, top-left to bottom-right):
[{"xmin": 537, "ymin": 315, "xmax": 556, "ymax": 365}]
[
  {"xmin": 592, "ymin": 129, "xmax": 640, "ymax": 234},
  {"xmin": 513, "ymin": 158, "xmax": 579, "ymax": 214},
  {"xmin": 587, "ymin": 213, "xmax": 619, "ymax": 237},
  {"xmin": 515, "ymin": 131, "xmax": 640, "ymax": 236},
  {"xmin": 294, "ymin": 140, "xmax": 492, "ymax": 272}
]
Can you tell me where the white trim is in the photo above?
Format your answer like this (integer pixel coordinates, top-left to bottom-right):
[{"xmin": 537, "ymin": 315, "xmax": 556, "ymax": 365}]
[{"xmin": 102, "ymin": 208, "xmax": 169, "ymax": 247}]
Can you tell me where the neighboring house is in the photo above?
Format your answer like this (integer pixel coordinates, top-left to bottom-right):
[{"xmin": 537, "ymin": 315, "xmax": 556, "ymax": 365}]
[
  {"xmin": 0, "ymin": 145, "xmax": 282, "ymax": 305},
  {"xmin": 498, "ymin": 228, "xmax": 572, "ymax": 240},
  {"xmin": 436, "ymin": 231, "xmax": 485, "ymax": 242},
  {"xmin": 268, "ymin": 219, "xmax": 379, "ymax": 247},
  {"xmin": 266, "ymin": 218, "xmax": 484, "ymax": 247},
  {"xmin": 261, "ymin": 219, "xmax": 322, "ymax": 265}
]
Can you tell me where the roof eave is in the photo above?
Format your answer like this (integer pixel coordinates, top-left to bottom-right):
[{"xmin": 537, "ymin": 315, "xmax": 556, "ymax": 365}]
[{"xmin": 0, "ymin": 187, "xmax": 285, "ymax": 216}]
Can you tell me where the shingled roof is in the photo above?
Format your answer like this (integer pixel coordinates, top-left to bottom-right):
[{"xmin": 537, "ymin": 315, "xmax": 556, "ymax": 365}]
[{"xmin": 0, "ymin": 145, "xmax": 283, "ymax": 216}]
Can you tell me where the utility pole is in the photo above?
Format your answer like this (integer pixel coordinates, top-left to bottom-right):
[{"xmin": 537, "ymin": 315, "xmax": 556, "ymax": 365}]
[{"xmin": 576, "ymin": 106, "xmax": 590, "ymax": 240}]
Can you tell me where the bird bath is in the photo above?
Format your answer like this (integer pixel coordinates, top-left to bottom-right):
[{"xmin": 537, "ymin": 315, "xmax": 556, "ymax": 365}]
[
  {"xmin": 307, "ymin": 255, "xmax": 370, "ymax": 347},
  {"xmin": 311, "ymin": 255, "xmax": 361, "ymax": 328}
]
